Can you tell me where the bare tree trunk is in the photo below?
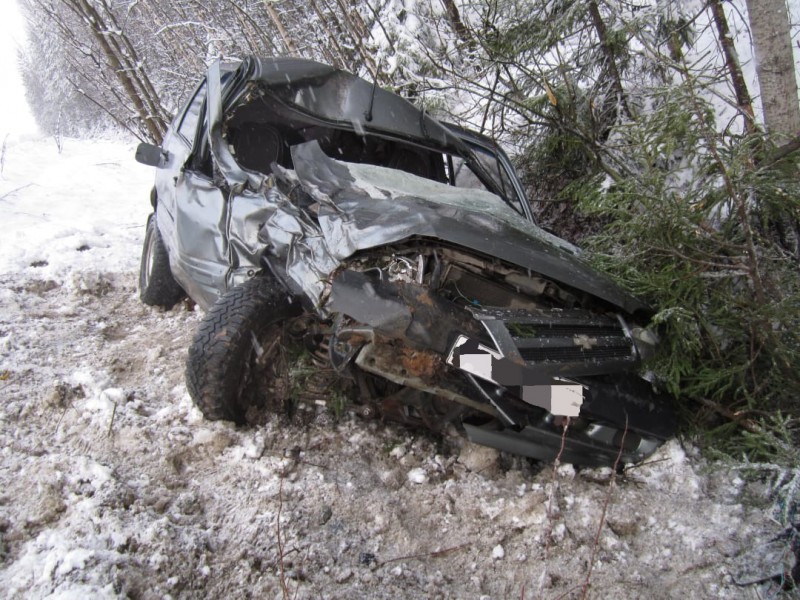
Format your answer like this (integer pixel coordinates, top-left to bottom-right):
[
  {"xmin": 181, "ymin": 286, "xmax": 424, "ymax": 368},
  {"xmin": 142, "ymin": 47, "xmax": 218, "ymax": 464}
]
[
  {"xmin": 744, "ymin": 0, "xmax": 800, "ymax": 141},
  {"xmin": 440, "ymin": 0, "xmax": 473, "ymax": 47},
  {"xmin": 320, "ymin": 0, "xmax": 359, "ymax": 70},
  {"xmin": 308, "ymin": 0, "xmax": 349, "ymax": 68},
  {"xmin": 263, "ymin": 1, "xmax": 300, "ymax": 55},
  {"xmin": 224, "ymin": 0, "xmax": 281, "ymax": 55},
  {"xmin": 335, "ymin": 0, "xmax": 369, "ymax": 42},
  {"xmin": 587, "ymin": 0, "xmax": 632, "ymax": 121},
  {"xmin": 710, "ymin": 0, "xmax": 756, "ymax": 134},
  {"xmin": 94, "ymin": 0, "xmax": 168, "ymax": 134},
  {"xmin": 60, "ymin": 0, "xmax": 166, "ymax": 142},
  {"xmin": 330, "ymin": 0, "xmax": 381, "ymax": 79}
]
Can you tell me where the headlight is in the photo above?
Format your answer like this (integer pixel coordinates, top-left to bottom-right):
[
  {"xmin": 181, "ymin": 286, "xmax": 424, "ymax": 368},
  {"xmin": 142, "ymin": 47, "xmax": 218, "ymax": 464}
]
[{"xmin": 630, "ymin": 327, "xmax": 659, "ymax": 361}]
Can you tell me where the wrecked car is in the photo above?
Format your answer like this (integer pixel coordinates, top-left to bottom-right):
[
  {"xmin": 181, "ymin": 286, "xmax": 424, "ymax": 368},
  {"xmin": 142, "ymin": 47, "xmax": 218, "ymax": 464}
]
[{"xmin": 135, "ymin": 56, "xmax": 675, "ymax": 467}]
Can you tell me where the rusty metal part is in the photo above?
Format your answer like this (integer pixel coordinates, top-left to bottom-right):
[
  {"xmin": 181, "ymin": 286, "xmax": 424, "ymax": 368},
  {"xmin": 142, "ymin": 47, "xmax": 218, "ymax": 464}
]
[
  {"xmin": 354, "ymin": 338, "xmax": 494, "ymax": 417},
  {"xmin": 399, "ymin": 346, "xmax": 443, "ymax": 383}
]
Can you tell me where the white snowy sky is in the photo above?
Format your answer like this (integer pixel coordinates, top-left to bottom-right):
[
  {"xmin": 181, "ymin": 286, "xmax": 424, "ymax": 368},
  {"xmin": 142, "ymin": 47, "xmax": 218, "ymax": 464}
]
[{"xmin": 0, "ymin": 0, "xmax": 39, "ymax": 137}]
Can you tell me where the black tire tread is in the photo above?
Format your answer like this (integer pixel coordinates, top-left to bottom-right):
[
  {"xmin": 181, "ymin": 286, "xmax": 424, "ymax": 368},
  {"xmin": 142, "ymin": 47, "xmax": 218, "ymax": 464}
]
[
  {"xmin": 185, "ymin": 276, "xmax": 299, "ymax": 423},
  {"xmin": 139, "ymin": 214, "xmax": 184, "ymax": 308}
]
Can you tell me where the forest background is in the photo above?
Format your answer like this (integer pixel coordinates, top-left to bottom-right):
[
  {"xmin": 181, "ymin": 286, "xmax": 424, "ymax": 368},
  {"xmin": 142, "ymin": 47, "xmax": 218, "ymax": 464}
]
[{"xmin": 14, "ymin": 0, "xmax": 800, "ymax": 465}]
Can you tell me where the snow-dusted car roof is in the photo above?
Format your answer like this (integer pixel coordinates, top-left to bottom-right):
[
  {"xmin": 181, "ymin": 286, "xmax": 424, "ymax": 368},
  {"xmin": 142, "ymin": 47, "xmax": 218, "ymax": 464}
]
[{"xmin": 235, "ymin": 56, "xmax": 468, "ymax": 153}]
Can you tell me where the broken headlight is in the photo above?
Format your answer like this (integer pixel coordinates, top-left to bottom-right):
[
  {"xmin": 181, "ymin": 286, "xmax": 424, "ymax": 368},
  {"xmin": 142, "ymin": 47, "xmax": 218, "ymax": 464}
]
[{"xmin": 630, "ymin": 326, "xmax": 659, "ymax": 361}]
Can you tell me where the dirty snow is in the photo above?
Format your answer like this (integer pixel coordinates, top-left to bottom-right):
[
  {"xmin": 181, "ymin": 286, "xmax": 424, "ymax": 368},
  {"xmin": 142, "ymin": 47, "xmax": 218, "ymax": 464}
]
[{"xmin": 0, "ymin": 137, "xmax": 793, "ymax": 598}]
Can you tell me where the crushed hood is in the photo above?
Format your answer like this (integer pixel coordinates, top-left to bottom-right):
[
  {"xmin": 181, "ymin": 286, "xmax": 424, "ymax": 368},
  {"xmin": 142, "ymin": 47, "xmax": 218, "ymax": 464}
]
[{"xmin": 260, "ymin": 141, "xmax": 648, "ymax": 315}]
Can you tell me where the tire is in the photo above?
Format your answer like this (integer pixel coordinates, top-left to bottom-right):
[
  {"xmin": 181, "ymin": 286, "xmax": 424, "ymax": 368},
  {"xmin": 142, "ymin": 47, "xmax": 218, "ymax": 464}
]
[
  {"xmin": 185, "ymin": 276, "xmax": 301, "ymax": 424},
  {"xmin": 139, "ymin": 214, "xmax": 184, "ymax": 308}
]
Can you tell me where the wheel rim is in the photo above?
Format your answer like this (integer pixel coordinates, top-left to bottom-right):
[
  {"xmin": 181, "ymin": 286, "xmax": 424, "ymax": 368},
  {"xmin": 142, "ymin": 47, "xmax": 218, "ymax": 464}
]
[
  {"xmin": 142, "ymin": 229, "xmax": 155, "ymax": 289},
  {"xmin": 240, "ymin": 324, "xmax": 284, "ymax": 407}
]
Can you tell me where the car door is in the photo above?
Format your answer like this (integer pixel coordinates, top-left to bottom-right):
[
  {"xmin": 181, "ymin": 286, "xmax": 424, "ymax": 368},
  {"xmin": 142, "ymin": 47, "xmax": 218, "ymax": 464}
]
[
  {"xmin": 155, "ymin": 78, "xmax": 206, "ymax": 230},
  {"xmin": 171, "ymin": 60, "xmax": 277, "ymax": 309},
  {"xmin": 148, "ymin": 73, "xmax": 229, "ymax": 309}
]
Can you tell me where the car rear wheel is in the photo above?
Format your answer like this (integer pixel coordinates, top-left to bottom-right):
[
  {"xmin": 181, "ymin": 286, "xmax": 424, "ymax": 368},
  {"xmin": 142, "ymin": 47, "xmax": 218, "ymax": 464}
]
[
  {"xmin": 139, "ymin": 214, "xmax": 184, "ymax": 308},
  {"xmin": 185, "ymin": 276, "xmax": 301, "ymax": 424}
]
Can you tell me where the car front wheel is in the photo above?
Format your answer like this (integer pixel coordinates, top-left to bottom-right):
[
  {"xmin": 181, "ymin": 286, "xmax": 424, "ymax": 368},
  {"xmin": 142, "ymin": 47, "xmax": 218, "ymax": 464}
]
[
  {"xmin": 139, "ymin": 214, "xmax": 184, "ymax": 308},
  {"xmin": 185, "ymin": 276, "xmax": 301, "ymax": 424}
]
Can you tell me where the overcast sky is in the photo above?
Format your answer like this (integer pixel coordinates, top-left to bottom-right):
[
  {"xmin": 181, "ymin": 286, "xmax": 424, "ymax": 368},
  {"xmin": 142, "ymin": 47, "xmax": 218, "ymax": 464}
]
[{"xmin": 0, "ymin": 0, "xmax": 39, "ymax": 137}]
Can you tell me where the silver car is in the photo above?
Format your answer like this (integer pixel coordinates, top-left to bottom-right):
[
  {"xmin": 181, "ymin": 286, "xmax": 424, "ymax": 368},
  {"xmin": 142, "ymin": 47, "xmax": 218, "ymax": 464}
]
[{"xmin": 135, "ymin": 56, "xmax": 674, "ymax": 467}]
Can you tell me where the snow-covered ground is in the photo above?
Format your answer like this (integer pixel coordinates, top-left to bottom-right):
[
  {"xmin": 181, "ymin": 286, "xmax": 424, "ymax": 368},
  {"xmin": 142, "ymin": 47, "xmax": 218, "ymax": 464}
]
[{"xmin": 0, "ymin": 137, "xmax": 793, "ymax": 598}]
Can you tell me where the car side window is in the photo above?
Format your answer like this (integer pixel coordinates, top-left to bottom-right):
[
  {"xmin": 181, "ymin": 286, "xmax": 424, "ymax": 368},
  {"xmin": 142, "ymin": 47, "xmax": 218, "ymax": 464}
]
[
  {"xmin": 449, "ymin": 153, "xmax": 525, "ymax": 217},
  {"xmin": 451, "ymin": 156, "xmax": 489, "ymax": 192},
  {"xmin": 177, "ymin": 80, "xmax": 207, "ymax": 143}
]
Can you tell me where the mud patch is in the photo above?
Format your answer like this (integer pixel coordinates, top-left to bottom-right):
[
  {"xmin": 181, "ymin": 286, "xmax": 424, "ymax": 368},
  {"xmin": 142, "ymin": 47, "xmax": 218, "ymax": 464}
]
[{"xmin": 22, "ymin": 279, "xmax": 60, "ymax": 295}]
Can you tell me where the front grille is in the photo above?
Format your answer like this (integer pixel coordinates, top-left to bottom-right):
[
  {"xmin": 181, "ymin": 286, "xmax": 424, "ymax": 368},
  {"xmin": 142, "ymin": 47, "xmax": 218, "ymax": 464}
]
[
  {"xmin": 472, "ymin": 307, "xmax": 639, "ymax": 377},
  {"xmin": 518, "ymin": 345, "xmax": 635, "ymax": 362}
]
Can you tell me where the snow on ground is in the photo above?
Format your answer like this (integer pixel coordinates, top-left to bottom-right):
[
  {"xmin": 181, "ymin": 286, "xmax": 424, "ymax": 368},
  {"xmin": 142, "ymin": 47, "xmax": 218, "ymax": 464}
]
[{"xmin": 0, "ymin": 137, "xmax": 792, "ymax": 598}]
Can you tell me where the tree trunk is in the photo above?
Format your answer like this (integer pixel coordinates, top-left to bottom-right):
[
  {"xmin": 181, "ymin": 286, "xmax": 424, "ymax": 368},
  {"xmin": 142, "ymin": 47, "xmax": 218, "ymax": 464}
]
[
  {"xmin": 587, "ymin": 0, "xmax": 632, "ymax": 121},
  {"xmin": 744, "ymin": 0, "xmax": 800, "ymax": 141},
  {"xmin": 263, "ymin": 1, "xmax": 300, "ymax": 55},
  {"xmin": 440, "ymin": 0, "xmax": 473, "ymax": 47},
  {"xmin": 308, "ymin": 0, "xmax": 350, "ymax": 68},
  {"xmin": 331, "ymin": 0, "xmax": 380, "ymax": 79},
  {"xmin": 63, "ymin": 0, "xmax": 166, "ymax": 142},
  {"xmin": 710, "ymin": 0, "xmax": 756, "ymax": 134}
]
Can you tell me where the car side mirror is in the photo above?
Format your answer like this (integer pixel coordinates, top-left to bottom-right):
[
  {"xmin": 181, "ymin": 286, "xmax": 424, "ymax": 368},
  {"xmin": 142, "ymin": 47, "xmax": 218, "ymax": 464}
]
[{"xmin": 135, "ymin": 143, "xmax": 168, "ymax": 168}]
